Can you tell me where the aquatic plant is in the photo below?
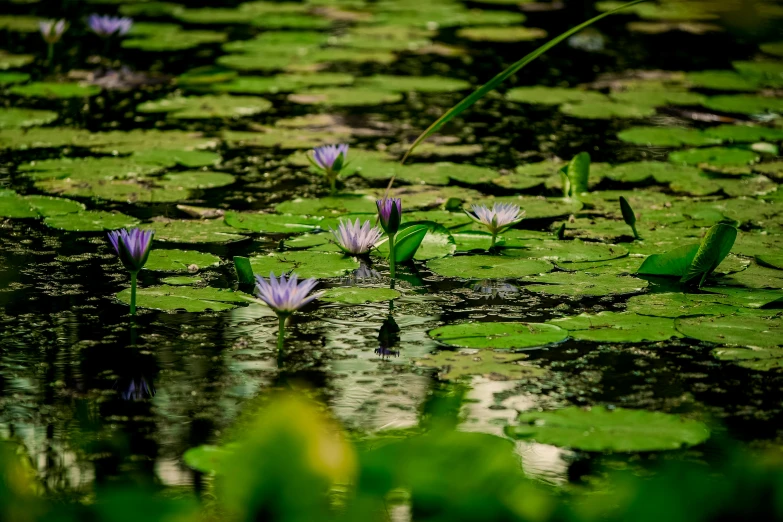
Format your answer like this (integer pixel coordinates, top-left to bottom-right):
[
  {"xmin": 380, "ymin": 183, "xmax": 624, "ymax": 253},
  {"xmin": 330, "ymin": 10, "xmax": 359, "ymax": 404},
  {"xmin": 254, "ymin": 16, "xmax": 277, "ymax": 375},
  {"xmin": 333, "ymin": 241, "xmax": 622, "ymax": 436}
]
[
  {"xmin": 619, "ymin": 196, "xmax": 640, "ymax": 239},
  {"xmin": 309, "ymin": 144, "xmax": 348, "ymax": 194},
  {"xmin": 254, "ymin": 272, "xmax": 324, "ymax": 349},
  {"xmin": 87, "ymin": 14, "xmax": 132, "ymax": 38},
  {"xmin": 107, "ymin": 228, "xmax": 154, "ymax": 316},
  {"xmin": 330, "ymin": 218, "xmax": 383, "ymax": 255},
  {"xmin": 120, "ymin": 376, "xmax": 155, "ymax": 401},
  {"xmin": 465, "ymin": 202, "xmax": 525, "ymax": 250},
  {"xmin": 39, "ymin": 19, "xmax": 67, "ymax": 66},
  {"xmin": 376, "ymin": 197, "xmax": 402, "ymax": 278}
]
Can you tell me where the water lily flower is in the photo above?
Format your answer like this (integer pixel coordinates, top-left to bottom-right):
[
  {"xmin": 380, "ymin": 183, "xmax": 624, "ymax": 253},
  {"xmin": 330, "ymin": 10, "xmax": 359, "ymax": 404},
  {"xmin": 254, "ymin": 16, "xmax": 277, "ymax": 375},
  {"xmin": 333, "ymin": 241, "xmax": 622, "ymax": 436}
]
[
  {"xmin": 120, "ymin": 376, "xmax": 155, "ymax": 401},
  {"xmin": 255, "ymin": 272, "xmax": 324, "ymax": 349},
  {"xmin": 465, "ymin": 202, "xmax": 525, "ymax": 249},
  {"xmin": 39, "ymin": 19, "xmax": 67, "ymax": 44},
  {"xmin": 331, "ymin": 218, "xmax": 383, "ymax": 255},
  {"xmin": 376, "ymin": 198, "xmax": 402, "ymax": 279},
  {"xmin": 107, "ymin": 228, "xmax": 154, "ymax": 315},
  {"xmin": 88, "ymin": 14, "xmax": 133, "ymax": 37},
  {"xmin": 309, "ymin": 144, "xmax": 348, "ymax": 194}
]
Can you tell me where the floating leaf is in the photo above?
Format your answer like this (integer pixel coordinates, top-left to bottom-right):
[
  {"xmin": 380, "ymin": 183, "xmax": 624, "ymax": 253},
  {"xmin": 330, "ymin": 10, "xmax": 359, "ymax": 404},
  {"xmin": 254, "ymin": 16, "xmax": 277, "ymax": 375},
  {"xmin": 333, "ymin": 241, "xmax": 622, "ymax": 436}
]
[
  {"xmin": 702, "ymin": 95, "xmax": 783, "ymax": 115},
  {"xmin": 427, "ymin": 255, "xmax": 553, "ymax": 279},
  {"xmin": 429, "ymin": 322, "xmax": 567, "ymax": 349},
  {"xmin": 617, "ymin": 126, "xmax": 720, "ymax": 147},
  {"xmin": 506, "ymin": 86, "xmax": 607, "ymax": 106},
  {"xmin": 116, "ymin": 285, "xmax": 246, "ymax": 312},
  {"xmin": 144, "ymin": 249, "xmax": 220, "ymax": 272},
  {"xmin": 0, "ymin": 108, "xmax": 58, "ymax": 128},
  {"xmin": 457, "ymin": 26, "xmax": 547, "ymax": 42},
  {"xmin": 413, "ymin": 350, "xmax": 545, "ymax": 381},
  {"xmin": 249, "ymin": 251, "xmax": 359, "ymax": 279},
  {"xmin": 637, "ymin": 243, "xmax": 699, "ymax": 277},
  {"xmin": 224, "ymin": 211, "xmax": 322, "ymax": 233},
  {"xmin": 356, "ymin": 75, "xmax": 470, "ymax": 93},
  {"xmin": 507, "ymin": 406, "xmax": 710, "ymax": 452},
  {"xmin": 676, "ymin": 313, "xmax": 783, "ymax": 348},
  {"xmin": 138, "ymin": 95, "xmax": 273, "ymax": 119},
  {"xmin": 43, "ymin": 211, "xmax": 140, "ymax": 232},
  {"xmin": 626, "ymin": 292, "xmax": 741, "ymax": 317},
  {"xmin": 712, "ymin": 346, "xmax": 783, "ymax": 372},
  {"xmin": 320, "ymin": 286, "xmax": 400, "ymax": 304},
  {"xmin": 681, "ymin": 224, "xmax": 737, "ymax": 286},
  {"xmin": 144, "ymin": 219, "xmax": 247, "ymax": 244},
  {"xmin": 669, "ymin": 147, "xmax": 759, "ymax": 167},
  {"xmin": 522, "ymin": 272, "xmax": 648, "ymax": 296},
  {"xmin": 9, "ymin": 82, "xmax": 101, "ymax": 99},
  {"xmin": 289, "ymin": 88, "xmax": 402, "ymax": 106},
  {"xmin": 549, "ymin": 311, "xmax": 681, "ymax": 342},
  {"xmin": 560, "ymin": 100, "xmax": 656, "ymax": 119}
]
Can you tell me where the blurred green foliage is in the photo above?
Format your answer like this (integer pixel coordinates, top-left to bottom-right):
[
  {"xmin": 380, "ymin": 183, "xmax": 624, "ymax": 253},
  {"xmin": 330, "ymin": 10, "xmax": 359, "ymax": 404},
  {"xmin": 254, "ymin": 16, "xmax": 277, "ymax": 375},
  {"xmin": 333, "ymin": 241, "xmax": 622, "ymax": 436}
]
[{"xmin": 2, "ymin": 390, "xmax": 783, "ymax": 522}]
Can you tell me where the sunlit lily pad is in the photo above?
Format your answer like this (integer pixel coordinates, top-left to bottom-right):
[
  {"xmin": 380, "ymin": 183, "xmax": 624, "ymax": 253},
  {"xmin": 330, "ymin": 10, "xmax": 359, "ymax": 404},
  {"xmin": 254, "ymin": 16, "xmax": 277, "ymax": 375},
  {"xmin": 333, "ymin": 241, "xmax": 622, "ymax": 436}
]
[
  {"xmin": 522, "ymin": 272, "xmax": 648, "ymax": 296},
  {"xmin": 223, "ymin": 128, "xmax": 349, "ymax": 149},
  {"xmin": 43, "ymin": 211, "xmax": 140, "ymax": 232},
  {"xmin": 507, "ymin": 406, "xmax": 710, "ymax": 452},
  {"xmin": 506, "ymin": 86, "xmax": 607, "ymax": 105},
  {"xmin": 116, "ymin": 285, "xmax": 246, "ymax": 312},
  {"xmin": 137, "ymin": 95, "xmax": 273, "ymax": 119},
  {"xmin": 549, "ymin": 311, "xmax": 681, "ymax": 342},
  {"xmin": 456, "ymin": 26, "xmax": 547, "ymax": 42},
  {"xmin": 144, "ymin": 219, "xmax": 247, "ymax": 244},
  {"xmin": 288, "ymin": 88, "xmax": 402, "ymax": 106},
  {"xmin": 123, "ymin": 27, "xmax": 226, "ymax": 51},
  {"xmin": 249, "ymin": 251, "xmax": 359, "ymax": 278},
  {"xmin": 685, "ymin": 70, "xmax": 760, "ymax": 91},
  {"xmin": 429, "ymin": 321, "xmax": 567, "ymax": 350},
  {"xmin": 675, "ymin": 312, "xmax": 783, "ymax": 348},
  {"xmin": 617, "ymin": 126, "xmax": 720, "ymax": 147},
  {"xmin": 144, "ymin": 249, "xmax": 221, "ymax": 272},
  {"xmin": 731, "ymin": 61, "xmax": 783, "ymax": 88},
  {"xmin": 702, "ymin": 125, "xmax": 783, "ymax": 143},
  {"xmin": 161, "ymin": 276, "xmax": 202, "ymax": 286},
  {"xmin": 224, "ymin": 211, "xmax": 323, "ymax": 233},
  {"xmin": 413, "ymin": 350, "xmax": 545, "ymax": 381},
  {"xmin": 212, "ymin": 73, "xmax": 354, "ymax": 94},
  {"xmin": 275, "ymin": 194, "xmax": 377, "ymax": 216},
  {"xmin": 0, "ymin": 50, "xmax": 35, "ymax": 69},
  {"xmin": 712, "ymin": 345, "xmax": 783, "ymax": 371},
  {"xmin": 609, "ymin": 90, "xmax": 706, "ymax": 107},
  {"xmin": 702, "ymin": 95, "xmax": 783, "ymax": 115},
  {"xmin": 669, "ymin": 147, "xmax": 759, "ymax": 167},
  {"xmin": 320, "ymin": 286, "xmax": 400, "ymax": 304},
  {"xmin": 625, "ymin": 292, "xmax": 741, "ymax": 317},
  {"xmin": 426, "ymin": 255, "xmax": 553, "ymax": 279},
  {"xmin": 356, "ymin": 75, "xmax": 470, "ymax": 93},
  {"xmin": 0, "ymin": 108, "xmax": 57, "ymax": 129},
  {"xmin": 9, "ymin": 82, "xmax": 101, "ymax": 99},
  {"xmin": 561, "ymin": 101, "xmax": 656, "ymax": 119},
  {"xmin": 505, "ymin": 239, "xmax": 629, "ymax": 263}
]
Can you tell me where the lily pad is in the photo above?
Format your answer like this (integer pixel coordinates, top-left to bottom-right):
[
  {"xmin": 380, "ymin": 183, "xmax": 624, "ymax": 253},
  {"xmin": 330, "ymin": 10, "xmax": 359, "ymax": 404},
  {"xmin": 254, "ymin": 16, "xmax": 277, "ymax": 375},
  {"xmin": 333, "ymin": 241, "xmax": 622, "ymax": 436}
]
[
  {"xmin": 429, "ymin": 322, "xmax": 567, "ymax": 350},
  {"xmin": 456, "ymin": 26, "xmax": 547, "ymax": 42},
  {"xmin": 249, "ymin": 251, "xmax": 359, "ymax": 279},
  {"xmin": 0, "ymin": 108, "xmax": 58, "ymax": 128},
  {"xmin": 137, "ymin": 95, "xmax": 273, "ymax": 119},
  {"xmin": 702, "ymin": 95, "xmax": 783, "ymax": 115},
  {"xmin": 275, "ymin": 195, "xmax": 377, "ymax": 216},
  {"xmin": 506, "ymin": 86, "xmax": 607, "ymax": 106},
  {"xmin": 617, "ymin": 126, "xmax": 720, "ymax": 147},
  {"xmin": 356, "ymin": 75, "xmax": 470, "ymax": 93},
  {"xmin": 507, "ymin": 406, "xmax": 710, "ymax": 452},
  {"xmin": 702, "ymin": 125, "xmax": 783, "ymax": 143},
  {"xmin": 212, "ymin": 73, "xmax": 354, "ymax": 94},
  {"xmin": 43, "ymin": 211, "xmax": 140, "ymax": 232},
  {"xmin": 116, "ymin": 285, "xmax": 246, "ymax": 312},
  {"xmin": 122, "ymin": 28, "xmax": 227, "ymax": 51},
  {"xmin": 144, "ymin": 249, "xmax": 221, "ymax": 272},
  {"xmin": 320, "ymin": 286, "xmax": 400, "ymax": 304},
  {"xmin": 9, "ymin": 82, "xmax": 101, "ymax": 99},
  {"xmin": 675, "ymin": 313, "xmax": 783, "ymax": 348},
  {"xmin": 549, "ymin": 311, "xmax": 681, "ymax": 342},
  {"xmin": 0, "ymin": 50, "xmax": 35, "ymax": 69},
  {"xmin": 712, "ymin": 346, "xmax": 783, "ymax": 371},
  {"xmin": 426, "ymin": 255, "xmax": 553, "ymax": 279},
  {"xmin": 522, "ymin": 272, "xmax": 648, "ymax": 296},
  {"xmin": 685, "ymin": 70, "xmax": 760, "ymax": 91},
  {"xmin": 413, "ymin": 350, "xmax": 545, "ymax": 381},
  {"xmin": 224, "ymin": 212, "xmax": 323, "ymax": 233},
  {"xmin": 145, "ymin": 219, "xmax": 247, "ymax": 244},
  {"xmin": 161, "ymin": 276, "xmax": 202, "ymax": 286},
  {"xmin": 0, "ymin": 193, "xmax": 84, "ymax": 219},
  {"xmin": 504, "ymin": 239, "xmax": 629, "ymax": 263},
  {"xmin": 669, "ymin": 147, "xmax": 759, "ymax": 167},
  {"xmin": 288, "ymin": 88, "xmax": 402, "ymax": 106},
  {"xmin": 625, "ymin": 292, "xmax": 740, "ymax": 317},
  {"xmin": 560, "ymin": 101, "xmax": 657, "ymax": 119}
]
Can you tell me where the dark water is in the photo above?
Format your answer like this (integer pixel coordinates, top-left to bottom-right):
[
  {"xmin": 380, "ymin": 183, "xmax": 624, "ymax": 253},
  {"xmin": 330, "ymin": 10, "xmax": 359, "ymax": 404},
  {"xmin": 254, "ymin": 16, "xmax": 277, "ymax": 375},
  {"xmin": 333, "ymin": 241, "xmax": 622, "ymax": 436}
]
[{"xmin": 1, "ymin": 0, "xmax": 782, "ymax": 494}]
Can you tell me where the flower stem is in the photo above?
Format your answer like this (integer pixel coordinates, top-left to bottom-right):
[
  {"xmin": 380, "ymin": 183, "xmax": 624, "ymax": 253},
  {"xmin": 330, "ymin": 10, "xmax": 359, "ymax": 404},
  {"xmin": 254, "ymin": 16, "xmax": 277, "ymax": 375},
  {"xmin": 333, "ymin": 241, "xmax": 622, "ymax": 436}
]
[
  {"xmin": 490, "ymin": 232, "xmax": 497, "ymax": 251},
  {"xmin": 329, "ymin": 175, "xmax": 337, "ymax": 195},
  {"xmin": 631, "ymin": 224, "xmax": 640, "ymax": 240},
  {"xmin": 388, "ymin": 233, "xmax": 396, "ymax": 280},
  {"xmin": 47, "ymin": 43, "xmax": 54, "ymax": 72},
  {"xmin": 277, "ymin": 314, "xmax": 286, "ymax": 352},
  {"xmin": 130, "ymin": 271, "xmax": 138, "ymax": 316}
]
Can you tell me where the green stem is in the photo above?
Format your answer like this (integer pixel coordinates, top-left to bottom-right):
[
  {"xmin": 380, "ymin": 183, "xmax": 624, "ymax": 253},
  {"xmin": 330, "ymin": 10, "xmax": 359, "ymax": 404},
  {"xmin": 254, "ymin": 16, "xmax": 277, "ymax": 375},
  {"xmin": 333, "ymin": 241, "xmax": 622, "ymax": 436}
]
[
  {"xmin": 329, "ymin": 174, "xmax": 337, "ymax": 195},
  {"xmin": 388, "ymin": 233, "xmax": 396, "ymax": 280},
  {"xmin": 490, "ymin": 232, "xmax": 497, "ymax": 251},
  {"xmin": 277, "ymin": 314, "xmax": 286, "ymax": 352},
  {"xmin": 47, "ymin": 43, "xmax": 54, "ymax": 72},
  {"xmin": 130, "ymin": 271, "xmax": 137, "ymax": 316},
  {"xmin": 631, "ymin": 224, "xmax": 640, "ymax": 240}
]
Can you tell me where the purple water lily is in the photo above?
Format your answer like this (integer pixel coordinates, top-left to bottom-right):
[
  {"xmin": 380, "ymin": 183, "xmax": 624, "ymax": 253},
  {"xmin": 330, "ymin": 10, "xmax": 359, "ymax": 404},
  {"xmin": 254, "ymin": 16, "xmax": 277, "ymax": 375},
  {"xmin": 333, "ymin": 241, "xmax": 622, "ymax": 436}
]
[
  {"xmin": 39, "ymin": 19, "xmax": 67, "ymax": 44},
  {"xmin": 255, "ymin": 272, "xmax": 323, "ymax": 316},
  {"xmin": 376, "ymin": 198, "xmax": 402, "ymax": 236},
  {"xmin": 331, "ymin": 218, "xmax": 383, "ymax": 255},
  {"xmin": 108, "ymin": 228, "xmax": 154, "ymax": 273},
  {"xmin": 309, "ymin": 144, "xmax": 348, "ymax": 193},
  {"xmin": 88, "ymin": 14, "xmax": 133, "ymax": 37},
  {"xmin": 466, "ymin": 202, "xmax": 525, "ymax": 249}
]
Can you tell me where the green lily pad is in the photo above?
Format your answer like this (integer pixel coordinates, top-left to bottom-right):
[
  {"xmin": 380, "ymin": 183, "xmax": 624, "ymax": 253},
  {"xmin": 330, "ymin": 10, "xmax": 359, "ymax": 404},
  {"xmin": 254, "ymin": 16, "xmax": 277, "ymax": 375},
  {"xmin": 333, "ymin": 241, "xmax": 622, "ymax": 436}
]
[
  {"xmin": 144, "ymin": 249, "xmax": 221, "ymax": 272},
  {"xmin": 320, "ymin": 286, "xmax": 400, "ymax": 304},
  {"xmin": 702, "ymin": 125, "xmax": 783, "ymax": 143},
  {"xmin": 669, "ymin": 147, "xmax": 759, "ymax": 167},
  {"xmin": 507, "ymin": 406, "xmax": 710, "ymax": 452},
  {"xmin": 685, "ymin": 70, "xmax": 760, "ymax": 91},
  {"xmin": 144, "ymin": 219, "xmax": 247, "ymax": 244},
  {"xmin": 456, "ymin": 26, "xmax": 547, "ymax": 42},
  {"xmin": 426, "ymin": 255, "xmax": 553, "ymax": 279},
  {"xmin": 0, "ymin": 72, "xmax": 30, "ymax": 86},
  {"xmin": 122, "ymin": 28, "xmax": 227, "ymax": 51},
  {"xmin": 161, "ymin": 276, "xmax": 202, "ymax": 286},
  {"xmin": 356, "ymin": 75, "xmax": 470, "ymax": 93},
  {"xmin": 506, "ymin": 86, "xmax": 607, "ymax": 106},
  {"xmin": 212, "ymin": 73, "xmax": 354, "ymax": 94},
  {"xmin": 756, "ymin": 254, "xmax": 783, "ymax": 270},
  {"xmin": 429, "ymin": 322, "xmax": 567, "ymax": 350},
  {"xmin": 617, "ymin": 126, "xmax": 720, "ymax": 147},
  {"xmin": 0, "ymin": 193, "xmax": 85, "ymax": 219},
  {"xmin": 731, "ymin": 61, "xmax": 783, "ymax": 88},
  {"xmin": 504, "ymin": 239, "xmax": 629, "ymax": 263},
  {"xmin": 224, "ymin": 211, "xmax": 323, "ymax": 233},
  {"xmin": 0, "ymin": 15, "xmax": 41, "ymax": 32},
  {"xmin": 43, "ymin": 211, "xmax": 140, "ymax": 232},
  {"xmin": 712, "ymin": 346, "xmax": 783, "ymax": 371},
  {"xmin": 0, "ymin": 50, "xmax": 35, "ymax": 69},
  {"xmin": 625, "ymin": 292, "xmax": 741, "ymax": 317},
  {"xmin": 676, "ymin": 313, "xmax": 783, "ymax": 348},
  {"xmin": 133, "ymin": 149, "xmax": 222, "ymax": 168},
  {"xmin": 116, "ymin": 285, "xmax": 246, "ymax": 312},
  {"xmin": 702, "ymin": 95, "xmax": 783, "ymax": 115},
  {"xmin": 760, "ymin": 41, "xmax": 783, "ymax": 57},
  {"xmin": 249, "ymin": 251, "xmax": 359, "ymax": 279},
  {"xmin": 549, "ymin": 311, "xmax": 681, "ymax": 342},
  {"xmin": 413, "ymin": 350, "xmax": 545, "ymax": 381},
  {"xmin": 609, "ymin": 90, "xmax": 706, "ymax": 107},
  {"xmin": 223, "ymin": 128, "xmax": 349, "ymax": 149},
  {"xmin": 275, "ymin": 194, "xmax": 377, "ymax": 216},
  {"xmin": 0, "ymin": 108, "xmax": 57, "ymax": 129},
  {"xmin": 522, "ymin": 272, "xmax": 648, "ymax": 296},
  {"xmin": 702, "ymin": 286, "xmax": 783, "ymax": 309},
  {"xmin": 137, "ymin": 95, "xmax": 273, "ymax": 119},
  {"xmin": 9, "ymin": 82, "xmax": 101, "ymax": 99},
  {"xmin": 251, "ymin": 13, "xmax": 331, "ymax": 29},
  {"xmin": 288, "ymin": 88, "xmax": 402, "ymax": 106},
  {"xmin": 560, "ymin": 101, "xmax": 657, "ymax": 119}
]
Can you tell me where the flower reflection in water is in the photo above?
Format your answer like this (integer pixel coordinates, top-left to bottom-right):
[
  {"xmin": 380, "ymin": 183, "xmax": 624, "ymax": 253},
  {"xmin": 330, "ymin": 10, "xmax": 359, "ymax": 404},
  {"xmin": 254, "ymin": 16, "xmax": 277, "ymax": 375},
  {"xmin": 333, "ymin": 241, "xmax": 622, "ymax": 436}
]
[
  {"xmin": 472, "ymin": 280, "xmax": 520, "ymax": 300},
  {"xmin": 119, "ymin": 376, "xmax": 155, "ymax": 401}
]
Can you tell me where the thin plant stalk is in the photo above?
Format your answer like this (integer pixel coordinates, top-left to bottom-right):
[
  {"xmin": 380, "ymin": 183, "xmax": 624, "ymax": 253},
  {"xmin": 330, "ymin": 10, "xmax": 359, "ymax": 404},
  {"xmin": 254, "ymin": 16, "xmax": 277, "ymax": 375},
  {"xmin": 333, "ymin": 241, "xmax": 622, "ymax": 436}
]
[
  {"xmin": 490, "ymin": 233, "xmax": 497, "ymax": 251},
  {"xmin": 388, "ymin": 233, "xmax": 396, "ymax": 280},
  {"xmin": 277, "ymin": 314, "xmax": 286, "ymax": 351},
  {"xmin": 46, "ymin": 43, "xmax": 54, "ymax": 71},
  {"xmin": 130, "ymin": 271, "xmax": 138, "ymax": 316},
  {"xmin": 329, "ymin": 174, "xmax": 337, "ymax": 195}
]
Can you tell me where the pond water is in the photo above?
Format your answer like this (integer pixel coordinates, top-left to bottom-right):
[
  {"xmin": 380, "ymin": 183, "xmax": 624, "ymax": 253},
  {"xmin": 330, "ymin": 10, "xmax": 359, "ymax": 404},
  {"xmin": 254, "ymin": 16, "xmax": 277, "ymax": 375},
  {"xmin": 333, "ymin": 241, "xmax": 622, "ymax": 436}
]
[{"xmin": 1, "ymin": 0, "xmax": 782, "ymax": 497}]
